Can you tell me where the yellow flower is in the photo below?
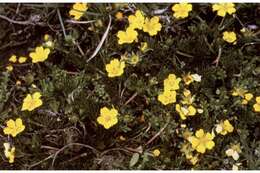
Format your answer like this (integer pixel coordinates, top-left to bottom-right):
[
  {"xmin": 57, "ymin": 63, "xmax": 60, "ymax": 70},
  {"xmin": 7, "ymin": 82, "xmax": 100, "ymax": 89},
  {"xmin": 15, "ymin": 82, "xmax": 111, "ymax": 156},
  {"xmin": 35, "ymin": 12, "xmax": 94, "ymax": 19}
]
[
  {"xmin": 18, "ymin": 56, "xmax": 27, "ymax": 63},
  {"xmin": 232, "ymin": 88, "xmax": 253, "ymax": 105},
  {"xmin": 6, "ymin": 65, "xmax": 13, "ymax": 72},
  {"xmin": 163, "ymin": 74, "xmax": 181, "ymax": 91},
  {"xmin": 215, "ymin": 119, "xmax": 234, "ymax": 135},
  {"xmin": 128, "ymin": 10, "xmax": 145, "ymax": 30},
  {"xmin": 180, "ymin": 142, "xmax": 194, "ymax": 156},
  {"xmin": 9, "ymin": 55, "xmax": 17, "ymax": 63},
  {"xmin": 176, "ymin": 104, "xmax": 196, "ymax": 120},
  {"xmin": 44, "ymin": 34, "xmax": 50, "ymax": 41},
  {"xmin": 181, "ymin": 89, "xmax": 195, "ymax": 105},
  {"xmin": 115, "ymin": 11, "xmax": 124, "ymax": 20},
  {"xmin": 117, "ymin": 27, "xmax": 138, "ymax": 45},
  {"xmin": 43, "ymin": 34, "xmax": 54, "ymax": 48},
  {"xmin": 189, "ymin": 129, "xmax": 215, "ymax": 154},
  {"xmin": 140, "ymin": 42, "xmax": 148, "ymax": 52},
  {"xmin": 223, "ymin": 31, "xmax": 237, "ymax": 44},
  {"xmin": 3, "ymin": 143, "xmax": 15, "ymax": 163},
  {"xmin": 180, "ymin": 142, "xmax": 193, "ymax": 155},
  {"xmin": 226, "ymin": 143, "xmax": 242, "ymax": 161},
  {"xmin": 172, "ymin": 3, "xmax": 192, "ymax": 19},
  {"xmin": 241, "ymin": 93, "xmax": 253, "ymax": 105},
  {"xmin": 129, "ymin": 53, "xmax": 140, "ymax": 65},
  {"xmin": 69, "ymin": 3, "xmax": 88, "ymax": 20},
  {"xmin": 97, "ymin": 107, "xmax": 118, "ymax": 129},
  {"xmin": 212, "ymin": 3, "xmax": 236, "ymax": 17},
  {"xmin": 21, "ymin": 92, "xmax": 43, "ymax": 111},
  {"xmin": 183, "ymin": 73, "xmax": 193, "ymax": 85},
  {"xmin": 29, "ymin": 46, "xmax": 50, "ymax": 63},
  {"xmin": 3, "ymin": 118, "xmax": 25, "ymax": 137},
  {"xmin": 142, "ymin": 16, "xmax": 162, "ymax": 36},
  {"xmin": 158, "ymin": 90, "xmax": 176, "ymax": 105},
  {"xmin": 105, "ymin": 59, "xmax": 125, "ymax": 78},
  {"xmin": 253, "ymin": 96, "xmax": 260, "ymax": 112},
  {"xmin": 189, "ymin": 154, "xmax": 199, "ymax": 165},
  {"xmin": 153, "ymin": 149, "xmax": 160, "ymax": 157},
  {"xmin": 232, "ymin": 87, "xmax": 247, "ymax": 97},
  {"xmin": 183, "ymin": 129, "xmax": 193, "ymax": 140}
]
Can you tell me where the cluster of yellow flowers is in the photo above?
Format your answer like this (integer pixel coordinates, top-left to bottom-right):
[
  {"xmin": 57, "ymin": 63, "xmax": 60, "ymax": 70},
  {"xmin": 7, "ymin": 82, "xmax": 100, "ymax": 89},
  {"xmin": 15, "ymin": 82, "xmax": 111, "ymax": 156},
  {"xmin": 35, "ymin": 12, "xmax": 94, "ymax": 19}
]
[
  {"xmin": 5, "ymin": 34, "xmax": 53, "ymax": 73},
  {"xmin": 226, "ymin": 142, "xmax": 242, "ymax": 161},
  {"xmin": 158, "ymin": 73, "xmax": 202, "ymax": 120},
  {"xmin": 69, "ymin": 3, "xmax": 88, "ymax": 20},
  {"xmin": 6, "ymin": 55, "xmax": 27, "ymax": 72},
  {"xmin": 180, "ymin": 133, "xmax": 199, "ymax": 165},
  {"xmin": 176, "ymin": 107, "xmax": 235, "ymax": 166},
  {"xmin": 117, "ymin": 10, "xmax": 162, "ymax": 45},
  {"xmin": 171, "ymin": 3, "xmax": 236, "ymax": 19},
  {"xmin": 2, "ymin": 118, "xmax": 25, "ymax": 163},
  {"xmin": 232, "ymin": 87, "xmax": 253, "ymax": 105},
  {"xmin": 213, "ymin": 3, "xmax": 237, "ymax": 44},
  {"xmin": 177, "ymin": 118, "xmax": 235, "ymax": 166},
  {"xmin": 176, "ymin": 89, "xmax": 197, "ymax": 120},
  {"xmin": 105, "ymin": 42, "xmax": 148, "ymax": 78},
  {"xmin": 215, "ymin": 119, "xmax": 234, "ymax": 135},
  {"xmin": 171, "ymin": 3, "xmax": 237, "ymax": 45},
  {"xmin": 2, "ymin": 34, "xmax": 51, "ymax": 164},
  {"xmin": 158, "ymin": 74, "xmax": 180, "ymax": 105},
  {"xmin": 2, "ymin": 91, "xmax": 43, "ymax": 163},
  {"xmin": 231, "ymin": 87, "xmax": 260, "ymax": 112}
]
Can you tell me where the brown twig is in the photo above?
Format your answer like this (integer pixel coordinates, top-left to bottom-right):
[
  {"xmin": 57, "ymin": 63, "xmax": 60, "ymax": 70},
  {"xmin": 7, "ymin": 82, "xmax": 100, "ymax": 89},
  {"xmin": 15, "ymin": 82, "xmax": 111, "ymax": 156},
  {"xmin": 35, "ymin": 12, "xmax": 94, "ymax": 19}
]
[
  {"xmin": 65, "ymin": 19, "xmax": 96, "ymax": 24},
  {"xmin": 0, "ymin": 14, "xmax": 32, "ymax": 25},
  {"xmin": 28, "ymin": 154, "xmax": 54, "ymax": 169},
  {"xmin": 145, "ymin": 116, "xmax": 170, "ymax": 146},
  {"xmin": 212, "ymin": 46, "xmax": 222, "ymax": 67},
  {"xmin": 0, "ymin": 14, "xmax": 45, "ymax": 26},
  {"xmin": 87, "ymin": 15, "xmax": 112, "ymax": 63},
  {"xmin": 100, "ymin": 147, "xmax": 133, "ymax": 157},
  {"xmin": 124, "ymin": 92, "xmax": 138, "ymax": 106},
  {"xmin": 51, "ymin": 143, "xmax": 99, "ymax": 168}
]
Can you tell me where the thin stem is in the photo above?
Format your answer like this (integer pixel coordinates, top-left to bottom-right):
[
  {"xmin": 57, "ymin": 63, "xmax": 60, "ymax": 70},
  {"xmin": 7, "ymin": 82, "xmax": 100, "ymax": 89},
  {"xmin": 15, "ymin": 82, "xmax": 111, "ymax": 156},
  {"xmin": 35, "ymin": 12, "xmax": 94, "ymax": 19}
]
[{"xmin": 57, "ymin": 8, "xmax": 67, "ymax": 38}]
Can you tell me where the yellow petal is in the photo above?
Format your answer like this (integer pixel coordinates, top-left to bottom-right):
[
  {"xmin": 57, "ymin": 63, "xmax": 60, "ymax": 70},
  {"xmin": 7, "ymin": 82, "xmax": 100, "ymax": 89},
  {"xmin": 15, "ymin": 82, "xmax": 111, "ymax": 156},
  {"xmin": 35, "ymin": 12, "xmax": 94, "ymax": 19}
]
[
  {"xmin": 188, "ymin": 105, "xmax": 196, "ymax": 116},
  {"xmin": 195, "ymin": 129, "xmax": 204, "ymax": 138},
  {"xmin": 196, "ymin": 144, "xmax": 206, "ymax": 153},
  {"xmin": 190, "ymin": 137, "xmax": 199, "ymax": 148},
  {"xmin": 253, "ymin": 104, "xmax": 260, "ymax": 112},
  {"xmin": 245, "ymin": 93, "xmax": 253, "ymax": 101},
  {"xmin": 6, "ymin": 119, "xmax": 15, "ymax": 128},
  {"xmin": 256, "ymin": 97, "xmax": 260, "ymax": 103},
  {"xmin": 3, "ymin": 127, "xmax": 12, "ymax": 135},
  {"xmin": 205, "ymin": 141, "xmax": 215, "ymax": 149},
  {"xmin": 205, "ymin": 132, "xmax": 214, "ymax": 140}
]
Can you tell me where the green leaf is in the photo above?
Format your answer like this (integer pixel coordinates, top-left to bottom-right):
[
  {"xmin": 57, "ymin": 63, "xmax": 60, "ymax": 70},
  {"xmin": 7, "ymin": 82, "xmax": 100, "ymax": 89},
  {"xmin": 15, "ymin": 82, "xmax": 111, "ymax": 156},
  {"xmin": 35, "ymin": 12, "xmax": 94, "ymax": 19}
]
[{"xmin": 129, "ymin": 153, "xmax": 140, "ymax": 168}]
